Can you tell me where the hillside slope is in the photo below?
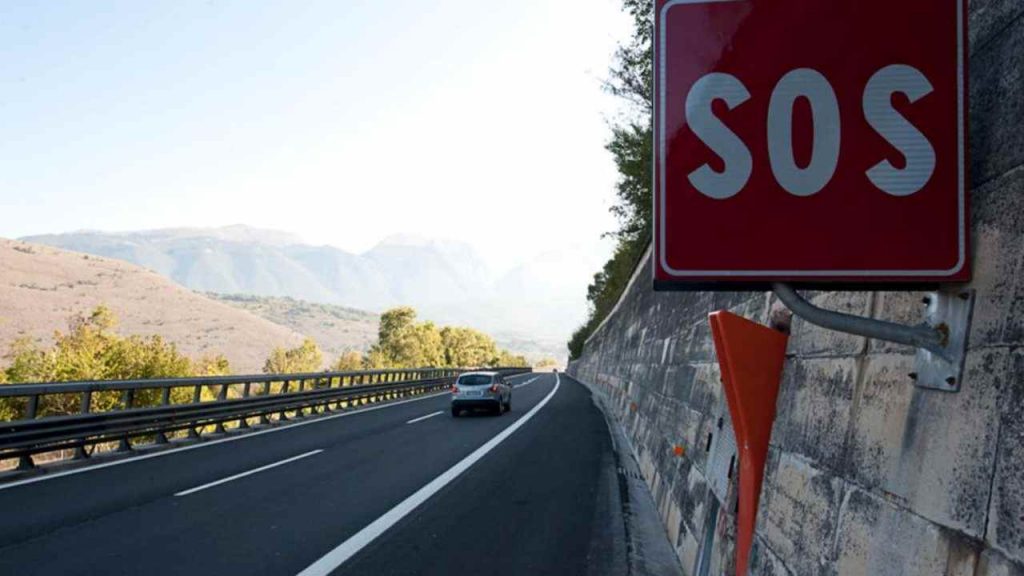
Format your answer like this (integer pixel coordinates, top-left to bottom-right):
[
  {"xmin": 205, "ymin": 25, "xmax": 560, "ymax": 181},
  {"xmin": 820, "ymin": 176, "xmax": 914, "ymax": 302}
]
[
  {"xmin": 0, "ymin": 239, "xmax": 306, "ymax": 374},
  {"xmin": 208, "ymin": 294, "xmax": 379, "ymax": 360}
]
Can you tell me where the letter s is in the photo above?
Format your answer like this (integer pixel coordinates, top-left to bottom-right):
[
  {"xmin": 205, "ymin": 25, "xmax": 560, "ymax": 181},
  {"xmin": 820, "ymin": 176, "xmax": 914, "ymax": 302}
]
[
  {"xmin": 863, "ymin": 64, "xmax": 936, "ymax": 197},
  {"xmin": 685, "ymin": 73, "xmax": 752, "ymax": 200}
]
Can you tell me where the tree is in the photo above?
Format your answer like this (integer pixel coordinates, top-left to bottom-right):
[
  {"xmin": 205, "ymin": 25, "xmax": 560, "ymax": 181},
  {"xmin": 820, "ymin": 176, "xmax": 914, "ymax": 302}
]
[
  {"xmin": 493, "ymin": 350, "xmax": 529, "ymax": 368},
  {"xmin": 569, "ymin": 0, "xmax": 654, "ymax": 360},
  {"xmin": 534, "ymin": 357, "xmax": 559, "ymax": 370},
  {"xmin": 440, "ymin": 326, "xmax": 499, "ymax": 368},
  {"xmin": 360, "ymin": 307, "xmax": 522, "ymax": 369},
  {"xmin": 263, "ymin": 338, "xmax": 324, "ymax": 374},
  {"xmin": 195, "ymin": 354, "xmax": 232, "ymax": 377},
  {"xmin": 1, "ymin": 305, "xmax": 231, "ymax": 419},
  {"xmin": 367, "ymin": 307, "xmax": 444, "ymax": 368},
  {"xmin": 3, "ymin": 306, "xmax": 207, "ymax": 384},
  {"xmin": 332, "ymin": 350, "xmax": 364, "ymax": 371}
]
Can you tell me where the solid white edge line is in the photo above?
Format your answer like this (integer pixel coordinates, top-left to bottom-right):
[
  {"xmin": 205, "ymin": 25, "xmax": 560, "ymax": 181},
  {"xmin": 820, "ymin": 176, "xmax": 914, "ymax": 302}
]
[
  {"xmin": 296, "ymin": 374, "xmax": 560, "ymax": 576},
  {"xmin": 175, "ymin": 449, "xmax": 323, "ymax": 497},
  {"xmin": 0, "ymin": 373, "xmax": 536, "ymax": 492},
  {"xmin": 405, "ymin": 411, "xmax": 444, "ymax": 425}
]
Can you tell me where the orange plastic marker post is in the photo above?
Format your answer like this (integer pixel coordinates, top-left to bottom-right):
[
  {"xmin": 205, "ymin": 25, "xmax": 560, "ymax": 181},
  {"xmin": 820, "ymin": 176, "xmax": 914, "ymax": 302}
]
[{"xmin": 709, "ymin": 310, "xmax": 788, "ymax": 576}]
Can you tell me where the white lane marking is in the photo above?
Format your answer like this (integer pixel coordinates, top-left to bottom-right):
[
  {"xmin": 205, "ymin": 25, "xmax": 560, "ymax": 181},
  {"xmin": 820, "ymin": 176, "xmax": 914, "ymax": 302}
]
[
  {"xmin": 514, "ymin": 376, "xmax": 540, "ymax": 389},
  {"xmin": 0, "ymin": 372, "xmax": 536, "ymax": 492},
  {"xmin": 296, "ymin": 374, "xmax": 561, "ymax": 576},
  {"xmin": 405, "ymin": 411, "xmax": 444, "ymax": 424},
  {"xmin": 175, "ymin": 449, "xmax": 323, "ymax": 497}
]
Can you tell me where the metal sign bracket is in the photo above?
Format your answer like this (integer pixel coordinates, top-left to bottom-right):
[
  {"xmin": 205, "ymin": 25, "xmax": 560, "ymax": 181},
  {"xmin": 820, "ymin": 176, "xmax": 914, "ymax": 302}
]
[{"xmin": 772, "ymin": 284, "xmax": 974, "ymax": 392}]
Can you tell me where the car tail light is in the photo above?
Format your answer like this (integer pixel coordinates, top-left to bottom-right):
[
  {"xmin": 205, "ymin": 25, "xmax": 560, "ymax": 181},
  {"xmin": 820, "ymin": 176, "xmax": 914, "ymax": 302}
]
[
  {"xmin": 489, "ymin": 384, "xmax": 499, "ymax": 393},
  {"xmin": 450, "ymin": 385, "xmax": 459, "ymax": 394}
]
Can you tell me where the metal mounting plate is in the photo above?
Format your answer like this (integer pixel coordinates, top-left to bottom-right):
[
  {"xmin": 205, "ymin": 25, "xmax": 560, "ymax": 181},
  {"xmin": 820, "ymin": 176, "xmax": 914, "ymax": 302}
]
[
  {"xmin": 913, "ymin": 289, "xmax": 975, "ymax": 392},
  {"xmin": 706, "ymin": 411, "xmax": 737, "ymax": 503}
]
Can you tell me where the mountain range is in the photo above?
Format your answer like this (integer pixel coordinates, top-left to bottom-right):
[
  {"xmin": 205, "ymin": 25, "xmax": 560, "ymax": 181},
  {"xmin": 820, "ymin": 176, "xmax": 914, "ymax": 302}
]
[{"xmin": 22, "ymin": 225, "xmax": 595, "ymax": 356}]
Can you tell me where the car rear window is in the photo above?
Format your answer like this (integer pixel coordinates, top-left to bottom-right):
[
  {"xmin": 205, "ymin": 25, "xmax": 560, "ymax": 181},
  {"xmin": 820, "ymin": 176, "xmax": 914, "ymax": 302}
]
[{"xmin": 457, "ymin": 374, "xmax": 493, "ymax": 386}]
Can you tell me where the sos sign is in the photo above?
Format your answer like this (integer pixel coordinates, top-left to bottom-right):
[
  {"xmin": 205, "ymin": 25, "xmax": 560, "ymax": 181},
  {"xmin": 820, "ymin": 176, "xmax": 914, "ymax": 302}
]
[{"xmin": 654, "ymin": 0, "xmax": 969, "ymax": 288}]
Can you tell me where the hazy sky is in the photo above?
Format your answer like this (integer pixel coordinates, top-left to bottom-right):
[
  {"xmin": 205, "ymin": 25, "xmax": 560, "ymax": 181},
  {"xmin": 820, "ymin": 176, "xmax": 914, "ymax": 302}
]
[{"xmin": 0, "ymin": 0, "xmax": 630, "ymax": 270}]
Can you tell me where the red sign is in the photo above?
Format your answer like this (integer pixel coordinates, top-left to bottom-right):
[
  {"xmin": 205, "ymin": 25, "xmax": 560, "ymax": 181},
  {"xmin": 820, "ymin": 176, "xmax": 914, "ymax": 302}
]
[{"xmin": 654, "ymin": 0, "xmax": 969, "ymax": 288}]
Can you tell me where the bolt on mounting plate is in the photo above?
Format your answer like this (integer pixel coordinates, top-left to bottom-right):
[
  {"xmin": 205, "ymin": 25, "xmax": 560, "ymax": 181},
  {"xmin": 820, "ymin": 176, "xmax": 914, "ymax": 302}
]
[{"xmin": 913, "ymin": 289, "xmax": 975, "ymax": 392}]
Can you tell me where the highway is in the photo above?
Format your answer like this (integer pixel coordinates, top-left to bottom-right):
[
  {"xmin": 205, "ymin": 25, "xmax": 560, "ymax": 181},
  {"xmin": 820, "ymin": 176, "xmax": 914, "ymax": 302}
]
[{"xmin": 0, "ymin": 373, "xmax": 630, "ymax": 575}]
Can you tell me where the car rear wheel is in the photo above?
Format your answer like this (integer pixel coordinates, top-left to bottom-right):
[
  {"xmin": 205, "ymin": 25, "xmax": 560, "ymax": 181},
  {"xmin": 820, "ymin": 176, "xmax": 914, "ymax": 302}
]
[
  {"xmin": 451, "ymin": 407, "xmax": 460, "ymax": 417},
  {"xmin": 493, "ymin": 402, "xmax": 503, "ymax": 416}
]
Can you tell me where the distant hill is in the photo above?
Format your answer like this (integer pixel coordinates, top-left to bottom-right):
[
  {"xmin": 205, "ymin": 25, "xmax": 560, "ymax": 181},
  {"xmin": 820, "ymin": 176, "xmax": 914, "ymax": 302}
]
[
  {"xmin": 209, "ymin": 294, "xmax": 379, "ymax": 360},
  {"xmin": 0, "ymin": 239, "xmax": 307, "ymax": 374},
  {"xmin": 24, "ymin": 226, "xmax": 599, "ymax": 359},
  {"xmin": 209, "ymin": 293, "xmax": 562, "ymax": 365}
]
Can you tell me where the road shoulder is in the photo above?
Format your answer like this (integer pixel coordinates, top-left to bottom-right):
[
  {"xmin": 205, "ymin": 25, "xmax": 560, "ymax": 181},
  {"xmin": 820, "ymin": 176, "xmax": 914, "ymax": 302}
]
[{"xmin": 568, "ymin": 373, "xmax": 686, "ymax": 576}]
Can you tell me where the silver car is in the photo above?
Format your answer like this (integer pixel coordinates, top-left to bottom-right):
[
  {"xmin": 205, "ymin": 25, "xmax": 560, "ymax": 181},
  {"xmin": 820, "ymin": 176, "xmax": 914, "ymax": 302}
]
[{"xmin": 450, "ymin": 371, "xmax": 512, "ymax": 417}]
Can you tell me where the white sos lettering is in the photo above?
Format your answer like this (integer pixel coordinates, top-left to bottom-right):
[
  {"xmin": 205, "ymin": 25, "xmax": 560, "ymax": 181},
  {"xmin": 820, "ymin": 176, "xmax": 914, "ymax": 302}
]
[{"xmin": 685, "ymin": 64, "xmax": 935, "ymax": 199}]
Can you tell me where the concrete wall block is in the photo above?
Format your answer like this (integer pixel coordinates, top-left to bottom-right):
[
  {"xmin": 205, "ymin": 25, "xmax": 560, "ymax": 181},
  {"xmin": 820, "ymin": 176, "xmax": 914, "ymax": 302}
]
[
  {"xmin": 771, "ymin": 357, "xmax": 857, "ymax": 470},
  {"xmin": 739, "ymin": 293, "xmax": 768, "ymax": 323},
  {"xmin": 667, "ymin": 363, "xmax": 696, "ymax": 405},
  {"xmin": 711, "ymin": 291, "xmax": 756, "ymax": 315},
  {"xmin": 678, "ymin": 529, "xmax": 702, "ymax": 576},
  {"xmin": 834, "ymin": 487, "xmax": 980, "ymax": 576},
  {"xmin": 840, "ymin": 348, "xmax": 1005, "ymax": 536},
  {"xmin": 749, "ymin": 536, "xmax": 795, "ymax": 576},
  {"xmin": 683, "ymin": 463, "xmax": 711, "ymax": 541},
  {"xmin": 842, "ymin": 353, "xmax": 917, "ymax": 488},
  {"xmin": 969, "ymin": 164, "xmax": 1024, "ymax": 347},
  {"xmin": 970, "ymin": 0, "xmax": 1024, "ymax": 54},
  {"xmin": 970, "ymin": 13, "xmax": 1024, "ymax": 186},
  {"xmin": 787, "ymin": 291, "xmax": 870, "ymax": 357},
  {"xmin": 684, "ymin": 319, "xmax": 717, "ymax": 363},
  {"xmin": 756, "ymin": 449, "xmax": 845, "ymax": 576},
  {"xmin": 986, "ymin": 349, "xmax": 1024, "ymax": 563},
  {"xmin": 679, "ymin": 406, "xmax": 704, "ymax": 464},
  {"xmin": 686, "ymin": 360, "xmax": 723, "ymax": 417},
  {"xmin": 978, "ymin": 549, "xmax": 1024, "ymax": 576},
  {"xmin": 894, "ymin": 347, "xmax": 1006, "ymax": 536}
]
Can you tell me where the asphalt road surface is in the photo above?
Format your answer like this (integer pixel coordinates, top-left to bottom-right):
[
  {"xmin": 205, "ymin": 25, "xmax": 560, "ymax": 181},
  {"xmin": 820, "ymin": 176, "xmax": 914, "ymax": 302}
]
[{"xmin": 0, "ymin": 372, "xmax": 629, "ymax": 576}]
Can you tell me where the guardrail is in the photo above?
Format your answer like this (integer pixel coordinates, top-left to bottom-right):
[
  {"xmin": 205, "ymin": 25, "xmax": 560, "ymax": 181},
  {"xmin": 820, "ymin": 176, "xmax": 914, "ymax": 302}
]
[{"xmin": 0, "ymin": 367, "xmax": 532, "ymax": 471}]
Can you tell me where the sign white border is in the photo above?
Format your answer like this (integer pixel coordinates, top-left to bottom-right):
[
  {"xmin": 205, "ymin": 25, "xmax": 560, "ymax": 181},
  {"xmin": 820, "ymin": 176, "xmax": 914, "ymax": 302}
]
[{"xmin": 655, "ymin": 0, "xmax": 966, "ymax": 279}]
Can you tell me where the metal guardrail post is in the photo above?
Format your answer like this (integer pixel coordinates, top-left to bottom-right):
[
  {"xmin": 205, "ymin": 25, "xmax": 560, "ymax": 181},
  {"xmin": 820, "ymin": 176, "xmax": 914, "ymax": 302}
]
[
  {"xmin": 117, "ymin": 389, "xmax": 135, "ymax": 452},
  {"xmin": 259, "ymin": 382, "xmax": 271, "ymax": 426},
  {"xmin": 18, "ymin": 387, "xmax": 39, "ymax": 469},
  {"xmin": 296, "ymin": 379, "xmax": 307, "ymax": 418},
  {"xmin": 278, "ymin": 380, "xmax": 290, "ymax": 421},
  {"xmin": 213, "ymin": 385, "xmax": 228, "ymax": 434},
  {"xmin": 237, "ymin": 382, "xmax": 253, "ymax": 429},
  {"xmin": 73, "ymin": 391, "xmax": 92, "ymax": 460},
  {"xmin": 155, "ymin": 387, "xmax": 172, "ymax": 443},
  {"xmin": 187, "ymin": 385, "xmax": 201, "ymax": 439},
  {"xmin": 26, "ymin": 394, "xmax": 38, "ymax": 420}
]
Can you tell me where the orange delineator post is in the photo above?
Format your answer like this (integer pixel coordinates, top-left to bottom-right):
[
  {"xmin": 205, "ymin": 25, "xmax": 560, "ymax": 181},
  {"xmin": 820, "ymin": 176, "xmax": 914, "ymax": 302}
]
[{"xmin": 709, "ymin": 311, "xmax": 789, "ymax": 576}]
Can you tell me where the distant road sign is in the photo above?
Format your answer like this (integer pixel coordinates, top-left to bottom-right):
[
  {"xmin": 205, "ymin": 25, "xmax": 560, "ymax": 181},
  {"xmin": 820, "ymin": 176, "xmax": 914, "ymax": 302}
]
[{"xmin": 654, "ymin": 0, "xmax": 969, "ymax": 289}]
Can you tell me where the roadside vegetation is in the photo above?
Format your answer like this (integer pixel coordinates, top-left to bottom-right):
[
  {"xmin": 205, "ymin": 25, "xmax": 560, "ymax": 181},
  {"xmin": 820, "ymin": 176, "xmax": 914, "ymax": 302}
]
[
  {"xmin": 0, "ymin": 304, "xmax": 526, "ymax": 420},
  {"xmin": 270, "ymin": 306, "xmax": 531, "ymax": 373},
  {"xmin": 568, "ymin": 0, "xmax": 653, "ymax": 360},
  {"xmin": 533, "ymin": 357, "xmax": 559, "ymax": 370},
  {"xmin": 0, "ymin": 306, "xmax": 231, "ymax": 420}
]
